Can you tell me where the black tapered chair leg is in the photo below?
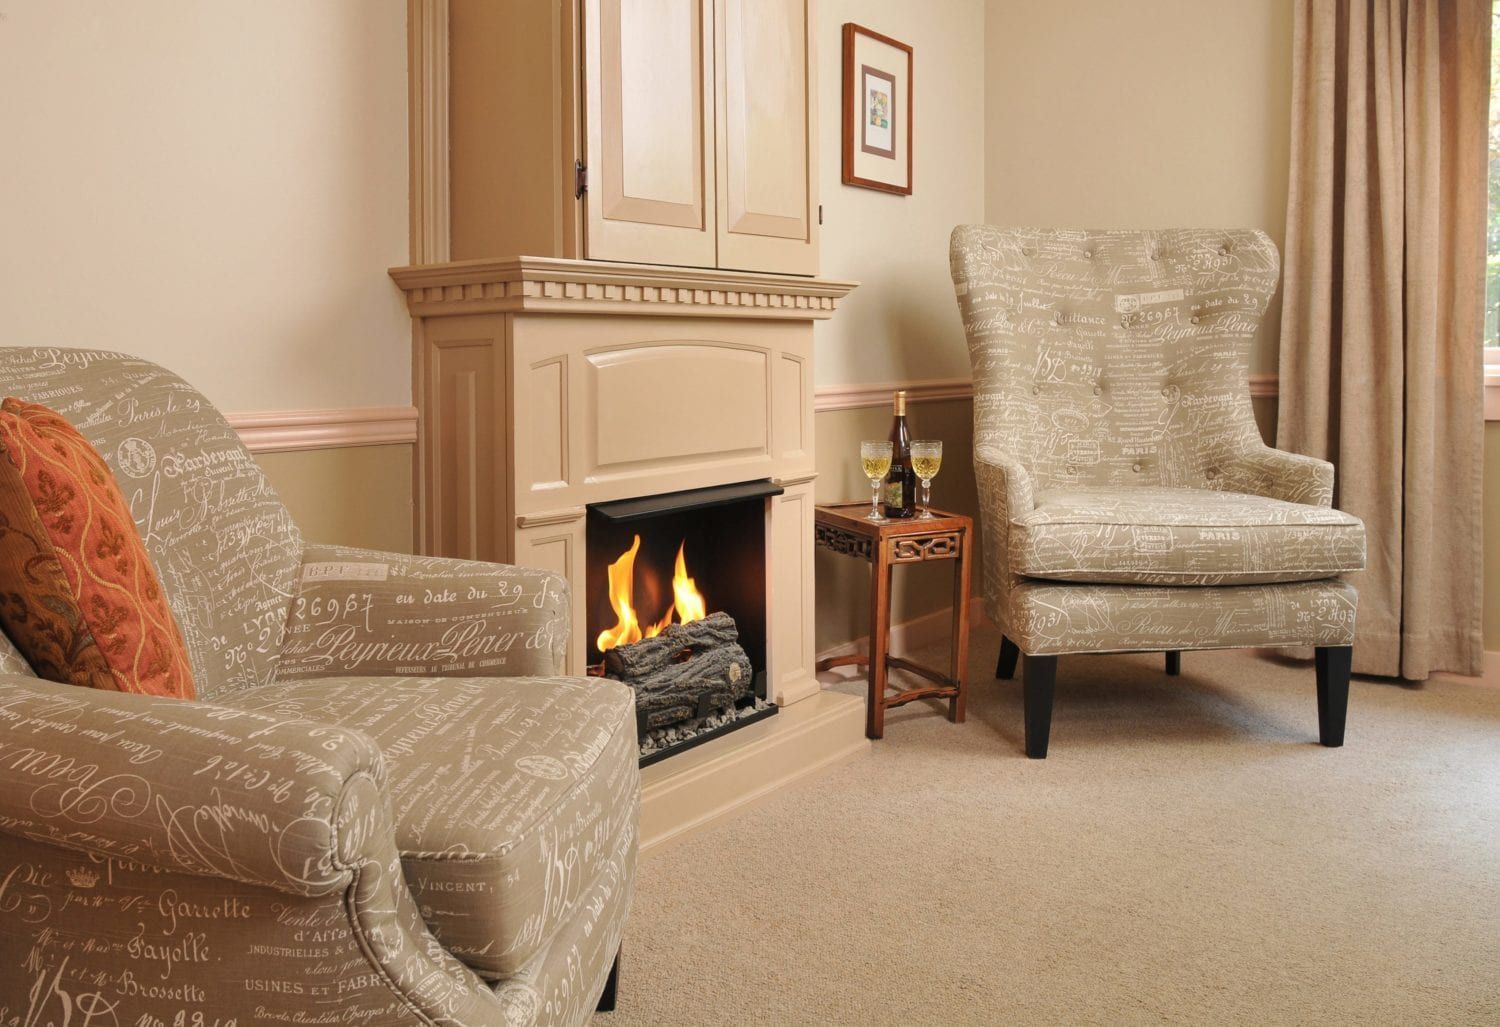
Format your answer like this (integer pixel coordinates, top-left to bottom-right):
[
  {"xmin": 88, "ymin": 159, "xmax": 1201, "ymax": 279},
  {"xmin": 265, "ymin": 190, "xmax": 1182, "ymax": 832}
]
[
  {"xmin": 1165, "ymin": 650, "xmax": 1181, "ymax": 676},
  {"xmin": 1023, "ymin": 655, "xmax": 1057, "ymax": 758},
  {"xmin": 996, "ymin": 635, "xmax": 1020, "ymax": 680},
  {"xmin": 1315, "ymin": 645, "xmax": 1351, "ymax": 747},
  {"xmin": 596, "ymin": 949, "xmax": 621, "ymax": 1012}
]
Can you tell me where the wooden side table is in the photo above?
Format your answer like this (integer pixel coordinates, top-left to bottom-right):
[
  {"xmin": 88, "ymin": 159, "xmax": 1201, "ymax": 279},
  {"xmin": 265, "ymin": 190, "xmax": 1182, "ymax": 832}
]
[{"xmin": 813, "ymin": 503, "xmax": 973, "ymax": 739}]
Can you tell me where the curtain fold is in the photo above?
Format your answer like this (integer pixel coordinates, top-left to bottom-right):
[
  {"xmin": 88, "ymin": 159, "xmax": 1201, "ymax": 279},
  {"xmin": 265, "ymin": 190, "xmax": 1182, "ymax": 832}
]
[{"xmin": 1278, "ymin": 0, "xmax": 1490, "ymax": 679}]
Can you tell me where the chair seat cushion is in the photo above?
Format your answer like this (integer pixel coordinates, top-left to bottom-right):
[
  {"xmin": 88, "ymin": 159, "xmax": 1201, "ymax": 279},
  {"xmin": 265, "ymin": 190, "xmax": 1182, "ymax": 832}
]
[
  {"xmin": 1010, "ymin": 486, "xmax": 1365, "ymax": 585},
  {"xmin": 228, "ymin": 673, "xmax": 638, "ymax": 979}
]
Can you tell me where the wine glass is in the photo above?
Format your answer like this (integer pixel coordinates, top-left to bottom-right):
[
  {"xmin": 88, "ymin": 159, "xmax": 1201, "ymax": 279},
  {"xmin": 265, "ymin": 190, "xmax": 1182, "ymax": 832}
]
[
  {"xmin": 912, "ymin": 440, "xmax": 943, "ymax": 519},
  {"xmin": 860, "ymin": 441, "xmax": 893, "ymax": 521}
]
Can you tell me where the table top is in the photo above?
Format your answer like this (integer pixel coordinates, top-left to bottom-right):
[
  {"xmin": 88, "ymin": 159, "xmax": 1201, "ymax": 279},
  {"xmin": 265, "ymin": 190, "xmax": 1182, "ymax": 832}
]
[{"xmin": 814, "ymin": 502, "xmax": 972, "ymax": 539}]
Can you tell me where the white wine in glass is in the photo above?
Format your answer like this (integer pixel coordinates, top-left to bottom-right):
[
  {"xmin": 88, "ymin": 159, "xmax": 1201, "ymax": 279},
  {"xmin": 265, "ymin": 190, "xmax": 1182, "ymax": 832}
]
[
  {"xmin": 912, "ymin": 440, "xmax": 943, "ymax": 518},
  {"xmin": 860, "ymin": 441, "xmax": 893, "ymax": 520}
]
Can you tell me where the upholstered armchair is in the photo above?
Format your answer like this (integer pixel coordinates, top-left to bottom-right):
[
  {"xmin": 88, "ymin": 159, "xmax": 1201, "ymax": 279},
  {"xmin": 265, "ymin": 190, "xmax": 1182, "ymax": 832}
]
[
  {"xmin": 949, "ymin": 228, "xmax": 1365, "ymax": 758},
  {"xmin": 0, "ymin": 349, "xmax": 636, "ymax": 1025}
]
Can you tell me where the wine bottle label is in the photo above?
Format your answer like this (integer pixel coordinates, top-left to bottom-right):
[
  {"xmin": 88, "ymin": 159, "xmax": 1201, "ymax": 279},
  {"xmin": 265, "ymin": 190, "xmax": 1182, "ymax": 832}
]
[{"xmin": 885, "ymin": 480, "xmax": 904, "ymax": 507}]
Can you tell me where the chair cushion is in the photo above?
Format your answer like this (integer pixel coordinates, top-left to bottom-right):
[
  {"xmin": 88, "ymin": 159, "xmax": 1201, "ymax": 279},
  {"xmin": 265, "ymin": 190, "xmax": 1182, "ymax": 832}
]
[
  {"xmin": 227, "ymin": 673, "xmax": 638, "ymax": 979},
  {"xmin": 0, "ymin": 399, "xmax": 194, "ymax": 698},
  {"xmin": 1010, "ymin": 486, "xmax": 1364, "ymax": 586}
]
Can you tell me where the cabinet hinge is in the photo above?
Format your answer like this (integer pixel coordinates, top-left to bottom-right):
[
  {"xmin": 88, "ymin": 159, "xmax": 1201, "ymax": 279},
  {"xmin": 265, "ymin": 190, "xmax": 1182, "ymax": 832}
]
[
  {"xmin": 575, "ymin": 160, "xmax": 588, "ymax": 199},
  {"xmin": 818, "ymin": 203, "xmax": 823, "ymax": 225}
]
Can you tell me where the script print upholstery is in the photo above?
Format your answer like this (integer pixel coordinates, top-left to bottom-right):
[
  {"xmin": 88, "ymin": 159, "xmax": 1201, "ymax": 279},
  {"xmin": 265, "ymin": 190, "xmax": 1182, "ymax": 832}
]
[
  {"xmin": 232, "ymin": 674, "xmax": 639, "ymax": 979},
  {"xmin": 950, "ymin": 227, "xmax": 1362, "ymax": 653},
  {"xmin": 0, "ymin": 348, "xmax": 302, "ymax": 699},
  {"xmin": 0, "ymin": 348, "xmax": 636, "ymax": 1024}
]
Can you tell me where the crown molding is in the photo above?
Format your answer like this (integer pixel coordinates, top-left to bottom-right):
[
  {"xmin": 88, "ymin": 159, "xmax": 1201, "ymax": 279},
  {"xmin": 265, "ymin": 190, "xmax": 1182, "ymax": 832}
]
[
  {"xmin": 389, "ymin": 256, "xmax": 858, "ymax": 320},
  {"xmin": 813, "ymin": 373, "xmax": 1280, "ymax": 412},
  {"xmin": 229, "ymin": 406, "xmax": 418, "ymax": 454}
]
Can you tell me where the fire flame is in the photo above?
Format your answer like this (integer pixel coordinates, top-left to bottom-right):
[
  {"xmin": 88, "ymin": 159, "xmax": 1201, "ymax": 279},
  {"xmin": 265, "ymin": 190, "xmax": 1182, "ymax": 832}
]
[{"xmin": 595, "ymin": 536, "xmax": 707, "ymax": 654}]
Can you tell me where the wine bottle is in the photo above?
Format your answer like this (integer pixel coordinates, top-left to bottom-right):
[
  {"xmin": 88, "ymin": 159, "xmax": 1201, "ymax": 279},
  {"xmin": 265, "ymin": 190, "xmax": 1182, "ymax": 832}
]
[{"xmin": 883, "ymin": 390, "xmax": 916, "ymax": 518}]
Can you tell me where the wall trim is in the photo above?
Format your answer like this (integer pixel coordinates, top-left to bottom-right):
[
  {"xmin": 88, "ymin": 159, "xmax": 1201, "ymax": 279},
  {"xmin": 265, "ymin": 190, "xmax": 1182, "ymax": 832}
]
[
  {"xmin": 407, "ymin": 0, "xmax": 450, "ymax": 264},
  {"xmin": 228, "ymin": 406, "xmax": 419, "ymax": 454},
  {"xmin": 813, "ymin": 373, "xmax": 1281, "ymax": 412}
]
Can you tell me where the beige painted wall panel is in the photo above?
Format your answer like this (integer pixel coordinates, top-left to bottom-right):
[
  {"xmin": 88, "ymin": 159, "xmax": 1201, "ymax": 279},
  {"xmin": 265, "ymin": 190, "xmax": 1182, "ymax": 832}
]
[
  {"xmin": 983, "ymin": 0, "xmax": 1295, "ymax": 376},
  {"xmin": 812, "ymin": 0, "xmax": 987, "ymax": 387},
  {"xmin": 257, "ymin": 446, "xmax": 414, "ymax": 555},
  {"xmin": 0, "ymin": 1, "xmax": 411, "ymax": 412}
]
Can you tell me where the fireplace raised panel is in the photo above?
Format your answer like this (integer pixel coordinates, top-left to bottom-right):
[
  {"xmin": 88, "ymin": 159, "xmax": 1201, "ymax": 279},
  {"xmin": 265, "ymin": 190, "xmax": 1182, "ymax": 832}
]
[{"xmin": 587, "ymin": 342, "xmax": 768, "ymax": 469}]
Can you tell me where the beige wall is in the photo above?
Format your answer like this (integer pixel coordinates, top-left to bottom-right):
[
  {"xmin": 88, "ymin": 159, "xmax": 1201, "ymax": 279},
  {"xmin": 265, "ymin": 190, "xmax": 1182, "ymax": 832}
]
[
  {"xmin": 813, "ymin": 0, "xmax": 987, "ymax": 387},
  {"xmin": 0, "ymin": 0, "xmax": 412, "ymax": 413},
  {"xmin": 983, "ymin": 0, "xmax": 1295, "ymax": 377},
  {"xmin": 257, "ymin": 445, "xmax": 414, "ymax": 555},
  {"xmin": 810, "ymin": 0, "xmax": 987, "ymax": 652}
]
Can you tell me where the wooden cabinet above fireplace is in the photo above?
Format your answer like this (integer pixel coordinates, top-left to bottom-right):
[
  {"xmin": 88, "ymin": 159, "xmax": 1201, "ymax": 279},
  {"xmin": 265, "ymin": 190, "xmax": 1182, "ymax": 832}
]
[{"xmin": 448, "ymin": 0, "xmax": 818, "ymax": 275}]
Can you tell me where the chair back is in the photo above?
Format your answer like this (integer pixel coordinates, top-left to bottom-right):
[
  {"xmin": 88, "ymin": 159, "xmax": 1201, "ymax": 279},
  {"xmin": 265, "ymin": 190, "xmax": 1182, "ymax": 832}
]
[
  {"xmin": 950, "ymin": 226, "xmax": 1278, "ymax": 491},
  {"xmin": 0, "ymin": 348, "xmax": 302, "ymax": 698}
]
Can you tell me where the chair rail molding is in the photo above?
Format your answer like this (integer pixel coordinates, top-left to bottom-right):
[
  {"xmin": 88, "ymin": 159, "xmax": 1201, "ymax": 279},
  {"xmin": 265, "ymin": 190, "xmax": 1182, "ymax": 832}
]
[
  {"xmin": 228, "ymin": 406, "xmax": 419, "ymax": 454},
  {"xmin": 408, "ymin": 0, "xmax": 450, "ymax": 264},
  {"xmin": 813, "ymin": 373, "xmax": 1281, "ymax": 412}
]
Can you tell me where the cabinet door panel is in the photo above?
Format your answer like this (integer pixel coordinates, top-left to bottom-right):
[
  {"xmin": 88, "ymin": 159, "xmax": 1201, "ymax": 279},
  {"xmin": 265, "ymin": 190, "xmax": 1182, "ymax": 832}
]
[
  {"xmin": 715, "ymin": 0, "xmax": 817, "ymax": 274},
  {"xmin": 585, "ymin": 0, "xmax": 715, "ymax": 266}
]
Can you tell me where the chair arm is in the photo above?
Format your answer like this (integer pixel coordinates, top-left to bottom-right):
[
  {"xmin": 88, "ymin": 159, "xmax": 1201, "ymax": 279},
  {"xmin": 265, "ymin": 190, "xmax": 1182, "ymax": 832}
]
[
  {"xmin": 974, "ymin": 447, "xmax": 1036, "ymax": 518},
  {"xmin": 1218, "ymin": 445, "xmax": 1335, "ymax": 507},
  {"xmin": 0, "ymin": 674, "xmax": 385, "ymax": 898},
  {"xmin": 276, "ymin": 543, "xmax": 570, "ymax": 681}
]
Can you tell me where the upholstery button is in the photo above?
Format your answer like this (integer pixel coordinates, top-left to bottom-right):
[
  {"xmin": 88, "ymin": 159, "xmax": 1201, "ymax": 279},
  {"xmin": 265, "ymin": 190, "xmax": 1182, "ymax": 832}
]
[
  {"xmin": 1084, "ymin": 249, "xmax": 1094, "ymax": 259},
  {"xmin": 1190, "ymin": 315, "xmax": 1202, "ymax": 325},
  {"xmin": 1022, "ymin": 247, "xmax": 1035, "ymax": 257},
  {"xmin": 1032, "ymin": 385, "xmax": 1041, "ymax": 395},
  {"xmin": 1206, "ymin": 468, "xmax": 1218, "ymax": 479},
  {"xmin": 1092, "ymin": 385, "xmax": 1102, "ymax": 396},
  {"xmin": 1161, "ymin": 386, "xmax": 1171, "ymax": 397},
  {"xmin": 1120, "ymin": 317, "xmax": 1130, "ymax": 328},
  {"xmin": 1066, "ymin": 464, "xmax": 1077, "ymax": 474},
  {"xmin": 1132, "ymin": 463, "xmax": 1142, "ymax": 473},
  {"xmin": 1219, "ymin": 244, "xmax": 1232, "ymax": 255},
  {"xmin": 1149, "ymin": 251, "xmax": 1160, "ymax": 261}
]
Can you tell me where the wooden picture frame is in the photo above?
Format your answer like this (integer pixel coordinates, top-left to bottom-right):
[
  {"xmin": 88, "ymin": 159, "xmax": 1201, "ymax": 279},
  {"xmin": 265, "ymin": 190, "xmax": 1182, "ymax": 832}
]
[{"xmin": 841, "ymin": 23, "xmax": 912, "ymax": 195}]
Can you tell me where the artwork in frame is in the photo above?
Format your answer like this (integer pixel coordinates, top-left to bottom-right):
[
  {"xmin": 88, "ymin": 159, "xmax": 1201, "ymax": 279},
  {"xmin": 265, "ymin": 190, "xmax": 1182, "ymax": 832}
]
[{"xmin": 842, "ymin": 23, "xmax": 912, "ymax": 195}]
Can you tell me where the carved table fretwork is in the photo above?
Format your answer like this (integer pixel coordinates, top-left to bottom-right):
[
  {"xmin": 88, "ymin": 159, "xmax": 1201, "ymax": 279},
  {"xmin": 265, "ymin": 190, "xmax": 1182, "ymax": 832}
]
[{"xmin": 814, "ymin": 503, "xmax": 973, "ymax": 739}]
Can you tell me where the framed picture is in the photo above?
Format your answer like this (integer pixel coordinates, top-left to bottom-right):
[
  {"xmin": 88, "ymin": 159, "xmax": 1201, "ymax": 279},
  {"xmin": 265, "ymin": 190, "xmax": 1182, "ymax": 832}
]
[{"xmin": 842, "ymin": 23, "xmax": 912, "ymax": 195}]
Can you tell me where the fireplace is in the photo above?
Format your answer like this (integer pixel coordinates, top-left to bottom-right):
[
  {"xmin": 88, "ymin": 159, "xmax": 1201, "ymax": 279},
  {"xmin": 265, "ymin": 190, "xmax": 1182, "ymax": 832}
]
[{"xmin": 587, "ymin": 481, "xmax": 781, "ymax": 765}]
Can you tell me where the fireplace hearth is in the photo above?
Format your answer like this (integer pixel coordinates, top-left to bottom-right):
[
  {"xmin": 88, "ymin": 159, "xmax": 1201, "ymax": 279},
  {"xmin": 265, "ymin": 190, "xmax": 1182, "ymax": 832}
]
[{"xmin": 588, "ymin": 481, "xmax": 781, "ymax": 764}]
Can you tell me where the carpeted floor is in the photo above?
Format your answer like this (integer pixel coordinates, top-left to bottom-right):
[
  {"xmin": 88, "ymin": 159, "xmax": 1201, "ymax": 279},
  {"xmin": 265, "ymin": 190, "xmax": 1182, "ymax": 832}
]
[{"xmin": 603, "ymin": 627, "xmax": 1500, "ymax": 1025}]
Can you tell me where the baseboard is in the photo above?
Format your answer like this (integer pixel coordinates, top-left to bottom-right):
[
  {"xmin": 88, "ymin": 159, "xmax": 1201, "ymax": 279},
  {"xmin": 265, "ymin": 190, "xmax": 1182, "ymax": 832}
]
[
  {"xmin": 638, "ymin": 690, "xmax": 868, "ymax": 857},
  {"xmin": 815, "ymin": 600, "xmax": 987, "ymax": 679}
]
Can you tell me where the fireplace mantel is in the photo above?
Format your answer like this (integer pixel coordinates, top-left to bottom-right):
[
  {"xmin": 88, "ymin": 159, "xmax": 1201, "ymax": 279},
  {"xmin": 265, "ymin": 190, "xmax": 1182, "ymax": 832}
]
[{"xmin": 390, "ymin": 256, "xmax": 858, "ymax": 320}]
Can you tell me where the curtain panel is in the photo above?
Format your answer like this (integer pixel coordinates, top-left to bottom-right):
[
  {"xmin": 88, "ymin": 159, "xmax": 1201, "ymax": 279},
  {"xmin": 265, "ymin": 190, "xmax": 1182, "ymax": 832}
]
[{"xmin": 1278, "ymin": 0, "xmax": 1490, "ymax": 678}]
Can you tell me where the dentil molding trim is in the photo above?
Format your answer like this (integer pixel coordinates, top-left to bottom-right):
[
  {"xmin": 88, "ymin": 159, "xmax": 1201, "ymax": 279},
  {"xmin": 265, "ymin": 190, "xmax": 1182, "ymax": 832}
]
[
  {"xmin": 389, "ymin": 256, "xmax": 858, "ymax": 320},
  {"xmin": 813, "ymin": 373, "xmax": 1281, "ymax": 412},
  {"xmin": 228, "ymin": 406, "xmax": 419, "ymax": 454}
]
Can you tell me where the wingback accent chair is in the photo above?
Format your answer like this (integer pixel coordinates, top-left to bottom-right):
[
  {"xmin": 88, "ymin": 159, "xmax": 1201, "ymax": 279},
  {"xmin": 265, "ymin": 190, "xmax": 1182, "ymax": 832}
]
[
  {"xmin": 0, "ymin": 348, "xmax": 636, "ymax": 1025},
  {"xmin": 949, "ymin": 227, "xmax": 1365, "ymax": 758}
]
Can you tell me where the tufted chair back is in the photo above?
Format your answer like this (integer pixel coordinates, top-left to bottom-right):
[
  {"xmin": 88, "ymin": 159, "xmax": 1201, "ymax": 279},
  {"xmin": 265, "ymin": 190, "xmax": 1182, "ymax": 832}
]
[
  {"xmin": 950, "ymin": 226, "xmax": 1278, "ymax": 492},
  {"xmin": 0, "ymin": 348, "xmax": 303, "ymax": 699}
]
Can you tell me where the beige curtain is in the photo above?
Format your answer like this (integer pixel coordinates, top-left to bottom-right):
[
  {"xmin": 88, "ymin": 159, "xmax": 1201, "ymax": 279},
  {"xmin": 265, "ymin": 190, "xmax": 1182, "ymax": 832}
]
[{"xmin": 1278, "ymin": 0, "xmax": 1490, "ymax": 679}]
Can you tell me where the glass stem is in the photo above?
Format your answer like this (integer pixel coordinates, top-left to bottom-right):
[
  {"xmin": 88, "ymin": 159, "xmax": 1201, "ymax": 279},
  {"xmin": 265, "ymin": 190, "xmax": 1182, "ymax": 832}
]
[
  {"xmin": 922, "ymin": 478, "xmax": 931, "ymax": 516},
  {"xmin": 871, "ymin": 478, "xmax": 880, "ymax": 518}
]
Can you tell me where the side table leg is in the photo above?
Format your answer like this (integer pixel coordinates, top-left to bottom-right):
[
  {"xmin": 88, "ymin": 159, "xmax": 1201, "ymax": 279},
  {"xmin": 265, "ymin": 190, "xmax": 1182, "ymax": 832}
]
[
  {"xmin": 949, "ymin": 527, "xmax": 972, "ymax": 723},
  {"xmin": 867, "ymin": 548, "xmax": 892, "ymax": 739}
]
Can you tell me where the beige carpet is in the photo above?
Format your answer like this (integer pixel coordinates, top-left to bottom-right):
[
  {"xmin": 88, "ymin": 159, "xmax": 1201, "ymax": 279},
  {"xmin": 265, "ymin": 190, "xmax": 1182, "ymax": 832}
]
[{"xmin": 603, "ymin": 627, "xmax": 1500, "ymax": 1025}]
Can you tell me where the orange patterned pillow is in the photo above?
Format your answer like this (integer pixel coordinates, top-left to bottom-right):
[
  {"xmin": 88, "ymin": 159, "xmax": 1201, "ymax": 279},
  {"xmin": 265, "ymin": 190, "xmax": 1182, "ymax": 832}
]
[{"xmin": 0, "ymin": 399, "xmax": 194, "ymax": 699}]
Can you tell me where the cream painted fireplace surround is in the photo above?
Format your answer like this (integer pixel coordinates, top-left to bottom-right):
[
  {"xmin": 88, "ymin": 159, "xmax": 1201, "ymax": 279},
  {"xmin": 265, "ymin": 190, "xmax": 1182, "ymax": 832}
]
[
  {"xmin": 392, "ymin": 0, "xmax": 868, "ymax": 847},
  {"xmin": 387, "ymin": 258, "xmax": 855, "ymax": 708}
]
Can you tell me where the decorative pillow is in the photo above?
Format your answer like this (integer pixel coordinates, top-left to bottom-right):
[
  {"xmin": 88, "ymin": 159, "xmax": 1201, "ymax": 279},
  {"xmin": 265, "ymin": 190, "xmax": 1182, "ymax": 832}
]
[{"xmin": 0, "ymin": 398, "xmax": 194, "ymax": 699}]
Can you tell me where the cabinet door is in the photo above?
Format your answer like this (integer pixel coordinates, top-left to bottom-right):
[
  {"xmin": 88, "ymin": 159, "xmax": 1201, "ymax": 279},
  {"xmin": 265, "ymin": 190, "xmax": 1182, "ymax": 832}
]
[
  {"xmin": 714, "ymin": 0, "xmax": 817, "ymax": 275},
  {"xmin": 583, "ymin": 0, "xmax": 716, "ymax": 267}
]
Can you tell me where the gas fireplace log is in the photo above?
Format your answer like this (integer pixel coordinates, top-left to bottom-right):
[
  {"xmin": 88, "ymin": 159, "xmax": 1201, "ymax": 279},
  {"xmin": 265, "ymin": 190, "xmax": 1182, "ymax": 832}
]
[
  {"xmin": 604, "ymin": 612, "xmax": 741, "ymax": 677},
  {"xmin": 603, "ymin": 612, "xmax": 754, "ymax": 730}
]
